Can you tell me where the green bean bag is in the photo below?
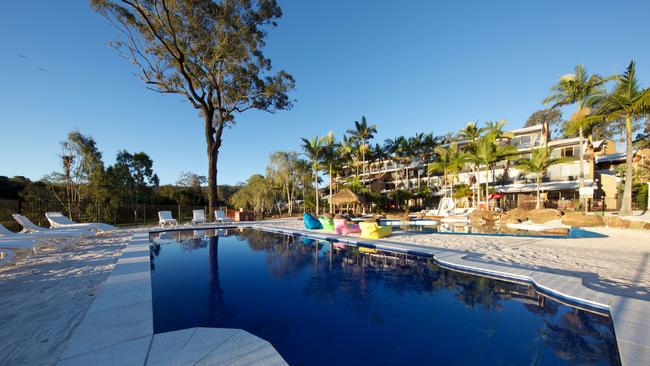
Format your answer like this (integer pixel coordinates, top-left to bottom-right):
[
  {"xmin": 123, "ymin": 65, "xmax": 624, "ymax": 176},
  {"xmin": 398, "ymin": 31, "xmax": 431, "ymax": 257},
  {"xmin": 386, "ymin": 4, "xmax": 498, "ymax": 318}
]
[{"xmin": 318, "ymin": 217, "xmax": 335, "ymax": 231}]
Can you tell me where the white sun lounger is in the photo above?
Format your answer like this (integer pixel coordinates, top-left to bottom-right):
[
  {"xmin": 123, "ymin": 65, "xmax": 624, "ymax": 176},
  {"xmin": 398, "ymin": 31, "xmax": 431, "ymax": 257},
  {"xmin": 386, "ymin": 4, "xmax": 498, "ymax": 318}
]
[
  {"xmin": 13, "ymin": 214, "xmax": 95, "ymax": 236},
  {"xmin": 191, "ymin": 210, "xmax": 207, "ymax": 225},
  {"xmin": 214, "ymin": 210, "xmax": 233, "ymax": 224},
  {"xmin": 45, "ymin": 212, "xmax": 117, "ymax": 232},
  {"xmin": 0, "ymin": 238, "xmax": 37, "ymax": 254},
  {"xmin": 0, "ymin": 223, "xmax": 87, "ymax": 240},
  {"xmin": 158, "ymin": 211, "xmax": 178, "ymax": 228},
  {"xmin": 0, "ymin": 224, "xmax": 81, "ymax": 254}
]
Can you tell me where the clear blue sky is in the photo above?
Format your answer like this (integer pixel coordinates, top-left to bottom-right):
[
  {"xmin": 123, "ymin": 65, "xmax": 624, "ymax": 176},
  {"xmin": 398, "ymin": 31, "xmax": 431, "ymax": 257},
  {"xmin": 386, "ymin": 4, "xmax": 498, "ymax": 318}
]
[{"xmin": 1, "ymin": 0, "xmax": 649, "ymax": 185}]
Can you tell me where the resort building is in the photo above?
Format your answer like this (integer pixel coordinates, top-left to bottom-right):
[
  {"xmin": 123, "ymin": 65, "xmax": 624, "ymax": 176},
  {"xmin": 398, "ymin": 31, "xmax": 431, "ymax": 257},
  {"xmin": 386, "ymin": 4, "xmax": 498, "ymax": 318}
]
[{"xmin": 337, "ymin": 123, "xmax": 624, "ymax": 210}]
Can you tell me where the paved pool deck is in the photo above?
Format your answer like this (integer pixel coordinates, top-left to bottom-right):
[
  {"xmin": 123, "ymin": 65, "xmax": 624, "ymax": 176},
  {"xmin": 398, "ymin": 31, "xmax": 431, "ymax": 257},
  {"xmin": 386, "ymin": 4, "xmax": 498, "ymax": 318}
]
[{"xmin": 57, "ymin": 224, "xmax": 650, "ymax": 365}]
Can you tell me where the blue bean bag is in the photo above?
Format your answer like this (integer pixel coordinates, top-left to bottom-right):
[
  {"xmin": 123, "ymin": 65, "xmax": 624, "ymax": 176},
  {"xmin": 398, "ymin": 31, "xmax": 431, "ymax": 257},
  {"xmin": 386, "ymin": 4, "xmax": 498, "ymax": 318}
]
[{"xmin": 303, "ymin": 213, "xmax": 323, "ymax": 230}]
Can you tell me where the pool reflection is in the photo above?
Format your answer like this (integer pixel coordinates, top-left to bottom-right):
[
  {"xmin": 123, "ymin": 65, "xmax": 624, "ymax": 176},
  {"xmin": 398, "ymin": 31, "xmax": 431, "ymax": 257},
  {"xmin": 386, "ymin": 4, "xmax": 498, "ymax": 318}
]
[{"xmin": 149, "ymin": 229, "xmax": 619, "ymax": 366}]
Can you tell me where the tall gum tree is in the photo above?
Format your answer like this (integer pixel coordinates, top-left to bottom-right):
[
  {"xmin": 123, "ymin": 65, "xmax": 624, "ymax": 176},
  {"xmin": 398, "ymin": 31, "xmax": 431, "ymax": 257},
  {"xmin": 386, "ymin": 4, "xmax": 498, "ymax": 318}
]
[{"xmin": 91, "ymin": 0, "xmax": 295, "ymax": 218}]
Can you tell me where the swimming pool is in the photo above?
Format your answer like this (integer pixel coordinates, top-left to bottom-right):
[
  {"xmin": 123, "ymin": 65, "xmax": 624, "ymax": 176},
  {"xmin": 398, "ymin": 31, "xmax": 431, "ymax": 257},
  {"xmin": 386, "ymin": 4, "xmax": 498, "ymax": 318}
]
[{"xmin": 149, "ymin": 228, "xmax": 619, "ymax": 365}]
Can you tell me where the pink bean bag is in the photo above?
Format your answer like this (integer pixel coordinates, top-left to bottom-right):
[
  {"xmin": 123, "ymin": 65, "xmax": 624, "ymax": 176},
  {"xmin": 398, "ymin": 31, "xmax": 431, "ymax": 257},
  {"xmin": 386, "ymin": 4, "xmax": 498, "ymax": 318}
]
[{"xmin": 334, "ymin": 219, "xmax": 361, "ymax": 235}]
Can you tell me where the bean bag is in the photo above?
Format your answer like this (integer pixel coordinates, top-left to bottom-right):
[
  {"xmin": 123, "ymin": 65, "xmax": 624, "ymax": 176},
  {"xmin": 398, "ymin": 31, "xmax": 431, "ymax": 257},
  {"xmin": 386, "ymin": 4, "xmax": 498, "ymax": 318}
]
[
  {"xmin": 303, "ymin": 213, "xmax": 323, "ymax": 230},
  {"xmin": 318, "ymin": 217, "xmax": 335, "ymax": 231},
  {"xmin": 359, "ymin": 222, "xmax": 392, "ymax": 239},
  {"xmin": 334, "ymin": 218, "xmax": 361, "ymax": 235}
]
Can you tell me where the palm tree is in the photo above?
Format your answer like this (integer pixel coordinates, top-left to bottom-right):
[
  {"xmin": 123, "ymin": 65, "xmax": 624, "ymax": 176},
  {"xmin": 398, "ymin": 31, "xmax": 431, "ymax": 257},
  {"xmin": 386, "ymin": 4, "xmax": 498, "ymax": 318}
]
[
  {"xmin": 421, "ymin": 133, "xmax": 438, "ymax": 188},
  {"xmin": 483, "ymin": 119, "xmax": 513, "ymax": 140},
  {"xmin": 346, "ymin": 116, "xmax": 377, "ymax": 181},
  {"xmin": 340, "ymin": 134, "xmax": 358, "ymax": 178},
  {"xmin": 515, "ymin": 147, "xmax": 567, "ymax": 209},
  {"xmin": 585, "ymin": 61, "xmax": 650, "ymax": 216},
  {"xmin": 428, "ymin": 143, "xmax": 464, "ymax": 197},
  {"xmin": 458, "ymin": 122, "xmax": 485, "ymax": 206},
  {"xmin": 384, "ymin": 136, "xmax": 412, "ymax": 189},
  {"xmin": 321, "ymin": 132, "xmax": 340, "ymax": 214},
  {"xmin": 474, "ymin": 134, "xmax": 517, "ymax": 203},
  {"xmin": 301, "ymin": 136, "xmax": 325, "ymax": 215},
  {"xmin": 409, "ymin": 133, "xmax": 426, "ymax": 188},
  {"xmin": 544, "ymin": 65, "xmax": 608, "ymax": 211},
  {"xmin": 296, "ymin": 158, "xmax": 312, "ymax": 212}
]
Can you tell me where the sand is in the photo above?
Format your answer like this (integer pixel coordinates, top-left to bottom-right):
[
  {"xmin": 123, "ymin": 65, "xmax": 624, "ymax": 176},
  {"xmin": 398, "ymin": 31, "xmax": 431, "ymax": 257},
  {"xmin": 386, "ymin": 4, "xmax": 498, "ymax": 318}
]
[
  {"xmin": 260, "ymin": 218, "xmax": 650, "ymax": 300},
  {"xmin": 0, "ymin": 231, "xmax": 131, "ymax": 365}
]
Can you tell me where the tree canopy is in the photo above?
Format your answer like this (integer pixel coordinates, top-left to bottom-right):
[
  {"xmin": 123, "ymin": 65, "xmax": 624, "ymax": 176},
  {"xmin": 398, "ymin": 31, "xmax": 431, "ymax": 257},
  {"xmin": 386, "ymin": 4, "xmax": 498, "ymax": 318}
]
[{"xmin": 91, "ymin": 0, "xmax": 295, "ymax": 218}]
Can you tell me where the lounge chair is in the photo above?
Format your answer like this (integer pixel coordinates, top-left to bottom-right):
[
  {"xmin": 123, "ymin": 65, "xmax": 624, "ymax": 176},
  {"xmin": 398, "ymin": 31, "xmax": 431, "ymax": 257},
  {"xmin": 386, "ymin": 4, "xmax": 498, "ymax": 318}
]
[
  {"xmin": 0, "ymin": 223, "xmax": 89, "ymax": 239},
  {"xmin": 158, "ymin": 211, "xmax": 178, "ymax": 228},
  {"xmin": 45, "ymin": 212, "xmax": 116, "ymax": 232},
  {"xmin": 214, "ymin": 210, "xmax": 233, "ymax": 224},
  {"xmin": 0, "ymin": 238, "xmax": 37, "ymax": 254},
  {"xmin": 302, "ymin": 213, "xmax": 322, "ymax": 230},
  {"xmin": 12, "ymin": 214, "xmax": 94, "ymax": 236},
  {"xmin": 191, "ymin": 210, "xmax": 207, "ymax": 225},
  {"xmin": 359, "ymin": 221, "xmax": 392, "ymax": 239},
  {"xmin": 0, "ymin": 223, "xmax": 88, "ymax": 254}
]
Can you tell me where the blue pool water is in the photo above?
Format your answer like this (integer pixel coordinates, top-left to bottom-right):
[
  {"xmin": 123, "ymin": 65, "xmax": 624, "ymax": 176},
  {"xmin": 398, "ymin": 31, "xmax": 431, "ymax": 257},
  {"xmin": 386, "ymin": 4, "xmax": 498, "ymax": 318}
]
[{"xmin": 149, "ymin": 229, "xmax": 619, "ymax": 365}]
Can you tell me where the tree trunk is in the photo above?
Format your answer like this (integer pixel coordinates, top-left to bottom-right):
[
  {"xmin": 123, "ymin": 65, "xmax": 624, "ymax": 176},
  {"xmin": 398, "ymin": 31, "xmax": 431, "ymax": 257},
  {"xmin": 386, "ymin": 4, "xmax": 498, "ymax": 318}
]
[
  {"xmin": 205, "ymin": 112, "xmax": 220, "ymax": 221},
  {"xmin": 362, "ymin": 150, "xmax": 366, "ymax": 186},
  {"xmin": 314, "ymin": 165, "xmax": 319, "ymax": 215},
  {"xmin": 536, "ymin": 175, "xmax": 541, "ymax": 209},
  {"xmin": 449, "ymin": 172, "xmax": 454, "ymax": 197},
  {"xmin": 475, "ymin": 164, "xmax": 481, "ymax": 207},
  {"xmin": 578, "ymin": 124, "xmax": 586, "ymax": 212},
  {"xmin": 286, "ymin": 185, "xmax": 292, "ymax": 216},
  {"xmin": 207, "ymin": 143, "xmax": 218, "ymax": 220},
  {"xmin": 329, "ymin": 164, "xmax": 333, "ymax": 214},
  {"xmin": 485, "ymin": 164, "xmax": 490, "ymax": 207},
  {"xmin": 619, "ymin": 114, "xmax": 634, "ymax": 216}
]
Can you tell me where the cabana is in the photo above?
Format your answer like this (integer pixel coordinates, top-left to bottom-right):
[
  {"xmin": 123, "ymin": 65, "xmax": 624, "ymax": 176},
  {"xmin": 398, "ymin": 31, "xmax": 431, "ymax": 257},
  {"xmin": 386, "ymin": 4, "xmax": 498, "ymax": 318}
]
[{"xmin": 330, "ymin": 189, "xmax": 365, "ymax": 214}]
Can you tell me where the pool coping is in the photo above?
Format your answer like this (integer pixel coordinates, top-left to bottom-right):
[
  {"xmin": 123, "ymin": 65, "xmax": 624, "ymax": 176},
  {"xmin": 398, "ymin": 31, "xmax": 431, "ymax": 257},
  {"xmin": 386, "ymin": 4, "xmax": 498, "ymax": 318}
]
[{"xmin": 58, "ymin": 224, "xmax": 649, "ymax": 366}]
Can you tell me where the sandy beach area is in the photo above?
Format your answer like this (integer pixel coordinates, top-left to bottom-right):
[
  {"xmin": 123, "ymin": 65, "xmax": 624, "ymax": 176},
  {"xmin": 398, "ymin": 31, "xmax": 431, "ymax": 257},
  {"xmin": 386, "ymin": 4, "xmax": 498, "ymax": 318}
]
[
  {"xmin": 0, "ymin": 232, "xmax": 131, "ymax": 365},
  {"xmin": 260, "ymin": 218, "xmax": 650, "ymax": 300}
]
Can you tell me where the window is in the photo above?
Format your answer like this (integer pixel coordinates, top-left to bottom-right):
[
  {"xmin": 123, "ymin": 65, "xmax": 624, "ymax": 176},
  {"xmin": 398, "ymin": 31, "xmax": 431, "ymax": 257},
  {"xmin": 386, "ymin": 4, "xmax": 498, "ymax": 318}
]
[
  {"xmin": 551, "ymin": 146, "xmax": 579, "ymax": 158},
  {"xmin": 563, "ymin": 147, "xmax": 574, "ymax": 157},
  {"xmin": 512, "ymin": 136, "xmax": 532, "ymax": 149}
]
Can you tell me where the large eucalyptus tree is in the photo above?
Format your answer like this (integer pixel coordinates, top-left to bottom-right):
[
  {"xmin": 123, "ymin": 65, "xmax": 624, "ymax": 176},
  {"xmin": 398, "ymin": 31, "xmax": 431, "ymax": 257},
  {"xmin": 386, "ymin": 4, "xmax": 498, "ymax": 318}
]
[{"xmin": 91, "ymin": 0, "xmax": 295, "ymax": 219}]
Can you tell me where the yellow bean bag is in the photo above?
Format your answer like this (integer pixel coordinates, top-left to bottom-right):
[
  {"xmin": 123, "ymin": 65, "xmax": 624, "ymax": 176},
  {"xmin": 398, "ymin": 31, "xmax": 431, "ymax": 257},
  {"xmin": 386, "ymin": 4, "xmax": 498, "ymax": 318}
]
[{"xmin": 359, "ymin": 222, "xmax": 392, "ymax": 239}]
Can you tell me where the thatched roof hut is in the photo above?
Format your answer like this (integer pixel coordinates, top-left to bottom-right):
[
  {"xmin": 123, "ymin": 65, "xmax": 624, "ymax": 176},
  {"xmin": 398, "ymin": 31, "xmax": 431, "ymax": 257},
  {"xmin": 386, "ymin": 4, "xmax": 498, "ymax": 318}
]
[{"xmin": 330, "ymin": 189, "xmax": 364, "ymax": 205}]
